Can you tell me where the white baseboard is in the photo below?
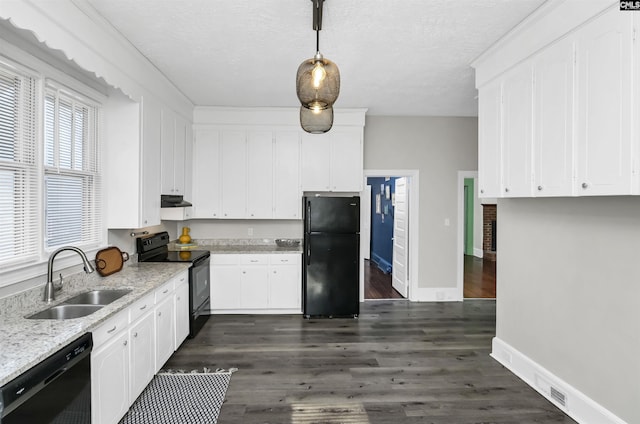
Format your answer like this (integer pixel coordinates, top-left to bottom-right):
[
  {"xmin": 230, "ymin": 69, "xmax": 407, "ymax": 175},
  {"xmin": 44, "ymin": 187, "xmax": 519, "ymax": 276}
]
[
  {"xmin": 411, "ymin": 287, "xmax": 461, "ymax": 302},
  {"xmin": 473, "ymin": 248, "xmax": 484, "ymax": 258},
  {"xmin": 491, "ymin": 337, "xmax": 628, "ymax": 424}
]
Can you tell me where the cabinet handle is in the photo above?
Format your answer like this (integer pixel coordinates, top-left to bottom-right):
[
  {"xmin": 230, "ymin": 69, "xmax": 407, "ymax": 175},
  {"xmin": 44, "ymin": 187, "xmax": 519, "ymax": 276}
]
[
  {"xmin": 158, "ymin": 312, "xmax": 162, "ymax": 316},
  {"xmin": 480, "ymin": 189, "xmax": 484, "ymax": 194},
  {"xmin": 177, "ymin": 297, "xmax": 181, "ymax": 301},
  {"xmin": 123, "ymin": 340, "xmax": 128, "ymax": 346},
  {"xmin": 107, "ymin": 325, "xmax": 117, "ymax": 334},
  {"xmin": 133, "ymin": 332, "xmax": 138, "ymax": 338},
  {"xmin": 582, "ymin": 182, "xmax": 588, "ymax": 189},
  {"xmin": 163, "ymin": 289, "xmax": 169, "ymax": 294},
  {"xmin": 281, "ymin": 259, "xmax": 289, "ymax": 263},
  {"xmin": 250, "ymin": 260, "xmax": 258, "ymax": 263},
  {"xmin": 537, "ymin": 186, "xmax": 543, "ymax": 191},
  {"xmin": 242, "ymin": 271, "xmax": 246, "ymax": 274},
  {"xmin": 140, "ymin": 305, "xmax": 147, "ymax": 310},
  {"xmin": 504, "ymin": 188, "xmax": 509, "ymax": 193}
]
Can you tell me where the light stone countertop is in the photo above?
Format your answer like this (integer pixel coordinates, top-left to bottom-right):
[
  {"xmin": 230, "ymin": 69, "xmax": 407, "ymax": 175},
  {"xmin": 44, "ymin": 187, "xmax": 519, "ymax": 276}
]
[
  {"xmin": 0, "ymin": 261, "xmax": 189, "ymax": 386},
  {"xmin": 169, "ymin": 238, "xmax": 303, "ymax": 255}
]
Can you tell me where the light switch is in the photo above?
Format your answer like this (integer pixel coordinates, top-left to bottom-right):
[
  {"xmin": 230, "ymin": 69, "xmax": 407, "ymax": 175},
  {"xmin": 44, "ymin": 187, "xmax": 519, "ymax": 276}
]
[{"xmin": 444, "ymin": 218, "xmax": 450, "ymax": 226}]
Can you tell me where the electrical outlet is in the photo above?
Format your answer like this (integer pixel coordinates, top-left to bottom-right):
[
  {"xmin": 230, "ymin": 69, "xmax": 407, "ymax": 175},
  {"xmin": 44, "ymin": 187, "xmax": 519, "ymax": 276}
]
[
  {"xmin": 444, "ymin": 218, "xmax": 450, "ymax": 226},
  {"xmin": 248, "ymin": 227, "xmax": 253, "ymax": 236}
]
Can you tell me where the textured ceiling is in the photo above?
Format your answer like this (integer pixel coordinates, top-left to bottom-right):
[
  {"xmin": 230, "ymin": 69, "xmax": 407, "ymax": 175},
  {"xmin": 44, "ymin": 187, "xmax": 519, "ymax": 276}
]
[{"xmin": 85, "ymin": 0, "xmax": 546, "ymax": 116}]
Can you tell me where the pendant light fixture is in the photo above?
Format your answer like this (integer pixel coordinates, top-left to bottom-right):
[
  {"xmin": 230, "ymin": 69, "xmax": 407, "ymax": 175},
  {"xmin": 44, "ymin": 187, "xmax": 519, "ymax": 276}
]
[{"xmin": 296, "ymin": 0, "xmax": 340, "ymax": 133}]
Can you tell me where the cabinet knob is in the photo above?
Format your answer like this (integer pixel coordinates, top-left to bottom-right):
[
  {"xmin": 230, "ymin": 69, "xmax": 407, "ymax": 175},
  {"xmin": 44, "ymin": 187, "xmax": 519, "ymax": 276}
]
[
  {"xmin": 582, "ymin": 182, "xmax": 588, "ymax": 189},
  {"xmin": 158, "ymin": 312, "xmax": 162, "ymax": 316},
  {"xmin": 480, "ymin": 189, "xmax": 484, "ymax": 194},
  {"xmin": 504, "ymin": 188, "xmax": 509, "ymax": 193},
  {"xmin": 537, "ymin": 186, "xmax": 543, "ymax": 191}
]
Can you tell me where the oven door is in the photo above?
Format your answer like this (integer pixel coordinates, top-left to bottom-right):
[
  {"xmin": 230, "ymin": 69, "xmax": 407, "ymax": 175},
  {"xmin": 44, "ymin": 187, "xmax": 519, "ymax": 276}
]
[{"xmin": 190, "ymin": 255, "xmax": 210, "ymax": 312}]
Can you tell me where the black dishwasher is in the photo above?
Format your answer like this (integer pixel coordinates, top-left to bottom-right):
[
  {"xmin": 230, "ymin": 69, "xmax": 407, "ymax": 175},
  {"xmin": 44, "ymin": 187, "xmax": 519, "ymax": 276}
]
[{"xmin": 0, "ymin": 333, "xmax": 93, "ymax": 424}]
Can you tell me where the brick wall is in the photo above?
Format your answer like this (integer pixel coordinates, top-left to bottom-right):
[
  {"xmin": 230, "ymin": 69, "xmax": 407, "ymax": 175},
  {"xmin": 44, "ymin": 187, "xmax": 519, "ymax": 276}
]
[{"xmin": 483, "ymin": 204, "xmax": 497, "ymax": 261}]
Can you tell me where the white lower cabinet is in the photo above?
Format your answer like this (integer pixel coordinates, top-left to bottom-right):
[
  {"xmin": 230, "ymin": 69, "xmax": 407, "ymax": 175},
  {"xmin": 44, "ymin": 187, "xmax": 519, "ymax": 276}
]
[
  {"xmin": 91, "ymin": 324, "xmax": 130, "ymax": 424},
  {"xmin": 91, "ymin": 269, "xmax": 188, "ymax": 424},
  {"xmin": 174, "ymin": 278, "xmax": 190, "ymax": 348},
  {"xmin": 128, "ymin": 310, "xmax": 155, "ymax": 404},
  {"xmin": 210, "ymin": 253, "xmax": 301, "ymax": 313}
]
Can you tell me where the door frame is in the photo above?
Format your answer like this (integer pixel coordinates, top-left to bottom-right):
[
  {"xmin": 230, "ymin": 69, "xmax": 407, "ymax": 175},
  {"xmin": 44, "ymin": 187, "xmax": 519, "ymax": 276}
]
[
  {"xmin": 361, "ymin": 169, "xmax": 420, "ymax": 301},
  {"xmin": 456, "ymin": 170, "xmax": 478, "ymax": 300}
]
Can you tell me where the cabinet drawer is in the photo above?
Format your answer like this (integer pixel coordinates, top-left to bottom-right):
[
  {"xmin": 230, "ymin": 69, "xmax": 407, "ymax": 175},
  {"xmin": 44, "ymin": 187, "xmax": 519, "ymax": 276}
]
[
  {"xmin": 211, "ymin": 254, "xmax": 240, "ymax": 265},
  {"xmin": 239, "ymin": 255, "xmax": 268, "ymax": 265},
  {"xmin": 92, "ymin": 308, "xmax": 129, "ymax": 348},
  {"xmin": 155, "ymin": 279, "xmax": 175, "ymax": 303},
  {"xmin": 269, "ymin": 254, "xmax": 301, "ymax": 265},
  {"xmin": 129, "ymin": 292, "xmax": 155, "ymax": 323}
]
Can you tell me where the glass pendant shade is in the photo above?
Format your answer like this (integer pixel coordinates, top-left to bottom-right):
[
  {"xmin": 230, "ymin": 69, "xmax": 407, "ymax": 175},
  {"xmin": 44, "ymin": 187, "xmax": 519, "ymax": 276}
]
[
  {"xmin": 296, "ymin": 54, "xmax": 340, "ymax": 111},
  {"xmin": 300, "ymin": 105, "xmax": 333, "ymax": 134}
]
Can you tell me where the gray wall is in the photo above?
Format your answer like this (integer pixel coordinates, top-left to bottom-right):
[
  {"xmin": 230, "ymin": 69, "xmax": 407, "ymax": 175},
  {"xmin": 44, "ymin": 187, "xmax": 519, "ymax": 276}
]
[
  {"xmin": 363, "ymin": 116, "xmax": 478, "ymax": 289},
  {"xmin": 498, "ymin": 197, "xmax": 640, "ymax": 424}
]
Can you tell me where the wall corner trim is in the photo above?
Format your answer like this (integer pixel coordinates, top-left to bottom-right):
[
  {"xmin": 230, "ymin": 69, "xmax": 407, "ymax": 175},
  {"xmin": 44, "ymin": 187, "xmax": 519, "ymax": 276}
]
[{"xmin": 491, "ymin": 337, "xmax": 629, "ymax": 424}]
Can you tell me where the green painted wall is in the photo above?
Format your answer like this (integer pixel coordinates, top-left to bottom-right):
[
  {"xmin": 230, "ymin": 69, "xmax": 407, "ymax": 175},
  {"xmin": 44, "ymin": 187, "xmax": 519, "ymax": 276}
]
[{"xmin": 464, "ymin": 178, "xmax": 474, "ymax": 255}]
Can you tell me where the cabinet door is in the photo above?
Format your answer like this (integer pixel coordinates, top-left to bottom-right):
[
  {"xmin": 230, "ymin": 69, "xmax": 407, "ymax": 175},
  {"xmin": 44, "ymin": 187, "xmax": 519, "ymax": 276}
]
[
  {"xmin": 174, "ymin": 279, "xmax": 190, "ymax": 348},
  {"xmin": 129, "ymin": 312, "xmax": 155, "ymax": 404},
  {"xmin": 91, "ymin": 332, "xmax": 130, "ymax": 424},
  {"xmin": 268, "ymin": 255, "xmax": 301, "ymax": 310},
  {"xmin": 173, "ymin": 114, "xmax": 187, "ymax": 195},
  {"xmin": 534, "ymin": 37, "xmax": 575, "ymax": 196},
  {"xmin": 211, "ymin": 264, "xmax": 242, "ymax": 310},
  {"xmin": 301, "ymin": 133, "xmax": 331, "ymax": 191},
  {"xmin": 161, "ymin": 108, "xmax": 176, "ymax": 194},
  {"xmin": 221, "ymin": 130, "xmax": 247, "ymax": 217},
  {"xmin": 274, "ymin": 131, "xmax": 301, "ymax": 219},
  {"xmin": 330, "ymin": 129, "xmax": 363, "ymax": 192},
  {"xmin": 240, "ymin": 266, "xmax": 269, "ymax": 309},
  {"xmin": 575, "ymin": 8, "xmax": 633, "ymax": 195},
  {"xmin": 140, "ymin": 97, "xmax": 161, "ymax": 227},
  {"xmin": 502, "ymin": 63, "xmax": 533, "ymax": 197},
  {"xmin": 155, "ymin": 296, "xmax": 175, "ymax": 372},
  {"xmin": 478, "ymin": 80, "xmax": 502, "ymax": 198},
  {"xmin": 192, "ymin": 129, "xmax": 221, "ymax": 218},
  {"xmin": 247, "ymin": 131, "xmax": 274, "ymax": 218}
]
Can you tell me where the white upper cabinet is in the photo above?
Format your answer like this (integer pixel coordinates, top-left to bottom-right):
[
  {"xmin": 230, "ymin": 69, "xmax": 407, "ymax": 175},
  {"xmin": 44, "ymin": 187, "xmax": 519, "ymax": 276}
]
[
  {"xmin": 274, "ymin": 131, "xmax": 302, "ymax": 219},
  {"xmin": 160, "ymin": 108, "xmax": 189, "ymax": 196},
  {"xmin": 300, "ymin": 128, "xmax": 363, "ymax": 192},
  {"xmin": 477, "ymin": 80, "xmax": 502, "ymax": 198},
  {"xmin": 501, "ymin": 63, "xmax": 533, "ymax": 197},
  {"xmin": 300, "ymin": 133, "xmax": 331, "ymax": 191},
  {"xmin": 192, "ymin": 129, "xmax": 221, "ymax": 218},
  {"xmin": 575, "ymin": 8, "xmax": 633, "ymax": 195},
  {"xmin": 533, "ymin": 36, "xmax": 575, "ymax": 196},
  {"xmin": 105, "ymin": 92, "xmax": 161, "ymax": 229},
  {"xmin": 473, "ymin": 3, "xmax": 636, "ymax": 198},
  {"xmin": 221, "ymin": 130, "xmax": 248, "ymax": 218},
  {"xmin": 247, "ymin": 131, "xmax": 274, "ymax": 219}
]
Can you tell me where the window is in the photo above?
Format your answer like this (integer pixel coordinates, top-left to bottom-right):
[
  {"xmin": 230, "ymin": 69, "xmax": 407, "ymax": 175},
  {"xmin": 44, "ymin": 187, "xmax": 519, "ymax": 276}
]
[
  {"xmin": 43, "ymin": 86, "xmax": 101, "ymax": 250},
  {"xmin": 0, "ymin": 56, "xmax": 102, "ymax": 273},
  {"xmin": 0, "ymin": 64, "xmax": 39, "ymax": 267}
]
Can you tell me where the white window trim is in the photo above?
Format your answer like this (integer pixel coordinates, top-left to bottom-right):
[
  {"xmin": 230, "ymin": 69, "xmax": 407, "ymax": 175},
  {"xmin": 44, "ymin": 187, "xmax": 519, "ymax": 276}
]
[{"xmin": 0, "ymin": 36, "xmax": 108, "ymax": 290}]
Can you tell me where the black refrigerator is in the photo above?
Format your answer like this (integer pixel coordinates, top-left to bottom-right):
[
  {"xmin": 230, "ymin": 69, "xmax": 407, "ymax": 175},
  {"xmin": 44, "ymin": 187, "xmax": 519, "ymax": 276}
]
[{"xmin": 303, "ymin": 196, "xmax": 360, "ymax": 318}]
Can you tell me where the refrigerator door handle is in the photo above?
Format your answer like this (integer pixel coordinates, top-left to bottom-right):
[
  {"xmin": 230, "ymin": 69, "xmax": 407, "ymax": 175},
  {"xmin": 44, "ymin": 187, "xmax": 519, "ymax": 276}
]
[{"xmin": 306, "ymin": 202, "xmax": 311, "ymax": 232}]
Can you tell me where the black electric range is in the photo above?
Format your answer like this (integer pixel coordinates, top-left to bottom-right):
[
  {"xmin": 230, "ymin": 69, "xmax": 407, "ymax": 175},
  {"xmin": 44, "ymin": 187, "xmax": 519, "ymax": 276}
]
[{"xmin": 136, "ymin": 232, "xmax": 210, "ymax": 338}]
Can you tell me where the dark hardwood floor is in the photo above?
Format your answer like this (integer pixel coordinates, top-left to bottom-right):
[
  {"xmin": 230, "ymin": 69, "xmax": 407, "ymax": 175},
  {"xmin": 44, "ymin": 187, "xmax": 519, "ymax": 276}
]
[
  {"xmin": 166, "ymin": 301, "xmax": 575, "ymax": 423},
  {"xmin": 464, "ymin": 255, "xmax": 496, "ymax": 299},
  {"xmin": 365, "ymin": 259, "xmax": 404, "ymax": 299}
]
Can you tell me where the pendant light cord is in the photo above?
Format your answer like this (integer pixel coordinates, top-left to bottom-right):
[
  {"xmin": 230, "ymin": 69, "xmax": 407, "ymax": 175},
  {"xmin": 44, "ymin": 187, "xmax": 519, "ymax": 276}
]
[{"xmin": 316, "ymin": 29, "xmax": 320, "ymax": 53}]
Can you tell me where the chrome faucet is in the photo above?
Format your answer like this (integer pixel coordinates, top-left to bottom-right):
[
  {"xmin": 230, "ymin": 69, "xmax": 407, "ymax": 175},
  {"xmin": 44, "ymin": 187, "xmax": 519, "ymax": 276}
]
[{"xmin": 43, "ymin": 246, "xmax": 95, "ymax": 303}]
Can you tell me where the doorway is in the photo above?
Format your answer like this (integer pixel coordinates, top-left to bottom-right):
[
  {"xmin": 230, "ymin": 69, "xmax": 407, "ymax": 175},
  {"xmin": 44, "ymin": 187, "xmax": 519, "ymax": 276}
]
[
  {"xmin": 361, "ymin": 170, "xmax": 419, "ymax": 301},
  {"xmin": 456, "ymin": 171, "xmax": 496, "ymax": 299}
]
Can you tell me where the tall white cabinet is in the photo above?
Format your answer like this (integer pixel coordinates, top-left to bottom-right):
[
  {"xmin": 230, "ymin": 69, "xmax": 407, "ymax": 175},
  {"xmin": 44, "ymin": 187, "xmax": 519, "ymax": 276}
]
[{"xmin": 472, "ymin": 4, "xmax": 637, "ymax": 198}]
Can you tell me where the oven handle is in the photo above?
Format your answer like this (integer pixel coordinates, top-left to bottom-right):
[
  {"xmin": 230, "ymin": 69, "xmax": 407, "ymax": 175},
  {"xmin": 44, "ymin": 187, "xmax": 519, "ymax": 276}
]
[{"xmin": 191, "ymin": 254, "xmax": 210, "ymax": 267}]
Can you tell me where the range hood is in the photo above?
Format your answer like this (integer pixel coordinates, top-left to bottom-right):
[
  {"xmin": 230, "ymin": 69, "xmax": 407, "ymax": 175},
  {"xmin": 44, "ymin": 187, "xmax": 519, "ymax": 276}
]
[{"xmin": 161, "ymin": 194, "xmax": 192, "ymax": 208}]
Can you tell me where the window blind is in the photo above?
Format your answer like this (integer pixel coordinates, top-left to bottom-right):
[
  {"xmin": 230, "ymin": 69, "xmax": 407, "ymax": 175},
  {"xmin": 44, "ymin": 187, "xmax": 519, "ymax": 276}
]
[
  {"xmin": 44, "ymin": 87, "xmax": 101, "ymax": 250},
  {"xmin": 0, "ymin": 66, "xmax": 39, "ymax": 267}
]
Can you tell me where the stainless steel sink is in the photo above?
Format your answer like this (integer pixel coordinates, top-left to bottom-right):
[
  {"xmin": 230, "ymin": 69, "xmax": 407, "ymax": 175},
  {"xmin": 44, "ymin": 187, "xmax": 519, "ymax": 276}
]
[
  {"xmin": 28, "ymin": 304, "xmax": 104, "ymax": 320},
  {"xmin": 27, "ymin": 289, "xmax": 132, "ymax": 320},
  {"xmin": 63, "ymin": 289, "xmax": 132, "ymax": 305}
]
